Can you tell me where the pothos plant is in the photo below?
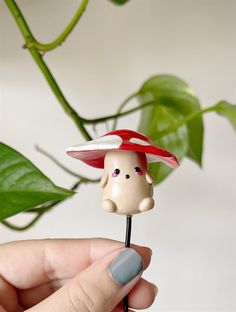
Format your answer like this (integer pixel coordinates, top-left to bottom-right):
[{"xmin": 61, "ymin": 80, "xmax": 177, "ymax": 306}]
[{"xmin": 1, "ymin": 0, "xmax": 236, "ymax": 231}]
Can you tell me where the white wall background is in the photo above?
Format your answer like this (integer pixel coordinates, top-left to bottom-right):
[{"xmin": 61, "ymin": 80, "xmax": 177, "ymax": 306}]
[{"xmin": 1, "ymin": 0, "xmax": 236, "ymax": 311}]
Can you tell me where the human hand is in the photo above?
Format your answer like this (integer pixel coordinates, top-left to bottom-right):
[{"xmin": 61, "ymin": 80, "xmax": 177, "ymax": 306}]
[{"xmin": 0, "ymin": 238, "xmax": 157, "ymax": 312}]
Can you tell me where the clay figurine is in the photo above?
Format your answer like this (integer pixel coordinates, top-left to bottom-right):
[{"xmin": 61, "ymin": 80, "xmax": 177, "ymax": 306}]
[{"xmin": 67, "ymin": 129, "xmax": 179, "ymax": 216}]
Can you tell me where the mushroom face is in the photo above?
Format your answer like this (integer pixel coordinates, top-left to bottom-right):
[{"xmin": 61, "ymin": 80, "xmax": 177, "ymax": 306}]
[{"xmin": 101, "ymin": 150, "xmax": 154, "ymax": 215}]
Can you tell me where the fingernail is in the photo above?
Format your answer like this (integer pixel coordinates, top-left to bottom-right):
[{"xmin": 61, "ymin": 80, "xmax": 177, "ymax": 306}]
[{"xmin": 109, "ymin": 248, "xmax": 143, "ymax": 285}]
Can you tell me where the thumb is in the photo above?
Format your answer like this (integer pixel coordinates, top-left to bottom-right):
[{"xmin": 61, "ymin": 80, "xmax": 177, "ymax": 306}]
[{"xmin": 28, "ymin": 248, "xmax": 143, "ymax": 312}]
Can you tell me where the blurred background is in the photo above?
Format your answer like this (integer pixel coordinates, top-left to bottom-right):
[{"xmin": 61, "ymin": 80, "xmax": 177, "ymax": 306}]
[{"xmin": 1, "ymin": 0, "xmax": 236, "ymax": 311}]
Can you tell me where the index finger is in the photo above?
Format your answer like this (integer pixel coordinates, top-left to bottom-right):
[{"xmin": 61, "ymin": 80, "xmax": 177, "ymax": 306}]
[{"xmin": 0, "ymin": 238, "xmax": 152, "ymax": 289}]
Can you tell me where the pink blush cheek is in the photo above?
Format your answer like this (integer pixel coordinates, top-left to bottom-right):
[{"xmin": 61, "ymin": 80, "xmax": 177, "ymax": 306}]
[
  {"xmin": 112, "ymin": 172, "xmax": 118, "ymax": 177},
  {"xmin": 136, "ymin": 172, "xmax": 143, "ymax": 176}
]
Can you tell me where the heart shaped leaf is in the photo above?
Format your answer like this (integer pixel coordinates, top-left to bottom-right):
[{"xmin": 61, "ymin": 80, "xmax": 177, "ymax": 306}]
[
  {"xmin": 214, "ymin": 101, "xmax": 236, "ymax": 131},
  {"xmin": 0, "ymin": 142, "xmax": 74, "ymax": 221},
  {"xmin": 137, "ymin": 74, "xmax": 204, "ymax": 183},
  {"xmin": 139, "ymin": 103, "xmax": 188, "ymax": 183},
  {"xmin": 138, "ymin": 75, "xmax": 204, "ymax": 167}
]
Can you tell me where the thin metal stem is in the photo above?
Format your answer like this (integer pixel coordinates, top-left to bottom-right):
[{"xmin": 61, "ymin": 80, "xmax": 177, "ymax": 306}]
[
  {"xmin": 125, "ymin": 215, "xmax": 132, "ymax": 247},
  {"xmin": 123, "ymin": 215, "xmax": 132, "ymax": 311}
]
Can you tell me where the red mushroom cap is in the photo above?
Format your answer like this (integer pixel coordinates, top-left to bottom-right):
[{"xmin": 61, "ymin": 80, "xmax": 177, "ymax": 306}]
[{"xmin": 66, "ymin": 129, "xmax": 179, "ymax": 169}]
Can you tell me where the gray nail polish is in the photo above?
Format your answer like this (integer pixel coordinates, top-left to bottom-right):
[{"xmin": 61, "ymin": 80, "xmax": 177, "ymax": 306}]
[{"xmin": 109, "ymin": 248, "xmax": 143, "ymax": 285}]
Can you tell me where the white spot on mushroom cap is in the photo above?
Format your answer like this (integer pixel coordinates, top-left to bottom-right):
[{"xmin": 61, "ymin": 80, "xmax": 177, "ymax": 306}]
[
  {"xmin": 146, "ymin": 154, "xmax": 163, "ymax": 162},
  {"xmin": 129, "ymin": 137, "xmax": 150, "ymax": 146},
  {"xmin": 66, "ymin": 134, "xmax": 122, "ymax": 152},
  {"xmin": 146, "ymin": 153, "xmax": 178, "ymax": 168}
]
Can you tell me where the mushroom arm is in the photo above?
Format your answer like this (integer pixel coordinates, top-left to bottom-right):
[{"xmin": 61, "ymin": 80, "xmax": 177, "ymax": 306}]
[
  {"xmin": 100, "ymin": 171, "xmax": 109, "ymax": 188},
  {"xmin": 145, "ymin": 172, "xmax": 153, "ymax": 184}
]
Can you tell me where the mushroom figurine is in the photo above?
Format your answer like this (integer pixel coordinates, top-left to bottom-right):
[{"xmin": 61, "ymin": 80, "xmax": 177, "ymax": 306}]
[{"xmin": 66, "ymin": 129, "xmax": 179, "ymax": 311}]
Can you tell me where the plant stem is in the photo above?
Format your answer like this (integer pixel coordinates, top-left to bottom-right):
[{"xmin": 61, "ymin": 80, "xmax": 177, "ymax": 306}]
[
  {"xmin": 1, "ymin": 211, "xmax": 44, "ymax": 231},
  {"xmin": 157, "ymin": 105, "xmax": 216, "ymax": 138},
  {"xmin": 36, "ymin": 145, "xmax": 100, "ymax": 182},
  {"xmin": 80, "ymin": 101, "xmax": 216, "ymax": 134},
  {"xmin": 112, "ymin": 92, "xmax": 138, "ymax": 130},
  {"xmin": 81, "ymin": 98, "xmax": 216, "ymax": 138},
  {"xmin": 4, "ymin": 0, "xmax": 92, "ymax": 141},
  {"xmin": 26, "ymin": 0, "xmax": 89, "ymax": 52},
  {"xmin": 81, "ymin": 100, "xmax": 156, "ymax": 124},
  {"xmin": 30, "ymin": 49, "xmax": 91, "ymax": 140},
  {"xmin": 36, "ymin": 145, "xmax": 83, "ymax": 178}
]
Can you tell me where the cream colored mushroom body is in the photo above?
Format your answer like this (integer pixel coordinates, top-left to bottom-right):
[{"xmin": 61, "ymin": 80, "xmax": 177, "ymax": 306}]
[
  {"xmin": 66, "ymin": 129, "xmax": 179, "ymax": 214},
  {"xmin": 100, "ymin": 150, "xmax": 154, "ymax": 215}
]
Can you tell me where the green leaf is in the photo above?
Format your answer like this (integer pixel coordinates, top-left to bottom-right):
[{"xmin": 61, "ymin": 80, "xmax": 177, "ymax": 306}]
[
  {"xmin": 139, "ymin": 103, "xmax": 188, "ymax": 183},
  {"xmin": 0, "ymin": 142, "xmax": 74, "ymax": 221},
  {"xmin": 214, "ymin": 101, "xmax": 236, "ymax": 131},
  {"xmin": 108, "ymin": 0, "xmax": 130, "ymax": 5},
  {"xmin": 138, "ymin": 75, "xmax": 204, "ymax": 166}
]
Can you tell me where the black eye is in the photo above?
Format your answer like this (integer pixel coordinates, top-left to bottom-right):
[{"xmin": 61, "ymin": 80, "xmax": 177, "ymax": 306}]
[
  {"xmin": 112, "ymin": 168, "xmax": 120, "ymax": 177},
  {"xmin": 134, "ymin": 166, "xmax": 142, "ymax": 175}
]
